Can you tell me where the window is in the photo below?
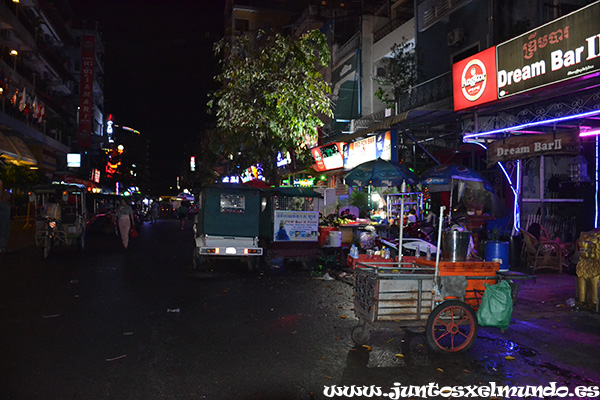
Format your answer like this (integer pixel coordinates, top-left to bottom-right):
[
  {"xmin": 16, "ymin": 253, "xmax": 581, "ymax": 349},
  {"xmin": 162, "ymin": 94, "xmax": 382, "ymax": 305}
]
[{"xmin": 234, "ymin": 18, "xmax": 249, "ymax": 32}]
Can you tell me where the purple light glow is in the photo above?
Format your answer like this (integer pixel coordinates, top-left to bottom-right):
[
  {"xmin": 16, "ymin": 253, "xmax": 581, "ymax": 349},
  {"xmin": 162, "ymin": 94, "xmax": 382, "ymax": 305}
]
[
  {"xmin": 464, "ymin": 109, "xmax": 600, "ymax": 139},
  {"xmin": 580, "ymin": 129, "xmax": 600, "ymax": 138}
]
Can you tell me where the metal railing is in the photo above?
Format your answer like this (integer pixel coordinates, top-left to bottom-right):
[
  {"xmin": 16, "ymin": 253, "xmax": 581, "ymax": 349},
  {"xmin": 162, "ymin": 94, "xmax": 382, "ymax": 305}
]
[{"xmin": 334, "ymin": 32, "xmax": 360, "ymax": 65}]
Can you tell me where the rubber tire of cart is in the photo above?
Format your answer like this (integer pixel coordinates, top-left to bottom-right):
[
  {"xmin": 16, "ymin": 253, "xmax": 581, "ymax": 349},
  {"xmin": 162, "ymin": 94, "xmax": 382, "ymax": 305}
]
[
  {"xmin": 43, "ymin": 236, "xmax": 51, "ymax": 259},
  {"xmin": 351, "ymin": 324, "xmax": 371, "ymax": 345},
  {"xmin": 425, "ymin": 299, "xmax": 478, "ymax": 353}
]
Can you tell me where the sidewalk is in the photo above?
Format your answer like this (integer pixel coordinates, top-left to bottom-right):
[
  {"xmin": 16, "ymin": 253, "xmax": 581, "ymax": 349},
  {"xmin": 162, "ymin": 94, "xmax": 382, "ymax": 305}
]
[
  {"xmin": 492, "ymin": 272, "xmax": 600, "ymax": 381},
  {"xmin": 6, "ymin": 216, "xmax": 35, "ymax": 253}
]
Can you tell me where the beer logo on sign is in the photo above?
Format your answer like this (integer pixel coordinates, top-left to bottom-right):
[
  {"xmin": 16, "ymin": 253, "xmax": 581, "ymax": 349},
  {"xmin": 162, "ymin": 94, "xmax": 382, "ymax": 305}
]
[{"xmin": 461, "ymin": 59, "xmax": 487, "ymax": 102}]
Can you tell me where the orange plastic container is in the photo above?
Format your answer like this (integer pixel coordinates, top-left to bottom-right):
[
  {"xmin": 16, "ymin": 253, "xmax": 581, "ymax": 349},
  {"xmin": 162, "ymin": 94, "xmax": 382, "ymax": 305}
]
[{"xmin": 413, "ymin": 259, "xmax": 500, "ymax": 309}]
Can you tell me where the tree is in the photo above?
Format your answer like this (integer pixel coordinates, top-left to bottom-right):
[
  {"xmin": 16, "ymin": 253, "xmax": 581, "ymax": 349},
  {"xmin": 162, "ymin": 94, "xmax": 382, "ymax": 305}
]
[
  {"xmin": 373, "ymin": 37, "xmax": 417, "ymax": 107},
  {"xmin": 0, "ymin": 162, "xmax": 43, "ymax": 191},
  {"xmin": 209, "ymin": 30, "xmax": 333, "ymax": 183}
]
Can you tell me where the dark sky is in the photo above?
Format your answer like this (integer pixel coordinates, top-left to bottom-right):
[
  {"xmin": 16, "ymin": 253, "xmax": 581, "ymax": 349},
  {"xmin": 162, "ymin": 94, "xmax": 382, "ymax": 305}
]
[{"xmin": 67, "ymin": 0, "xmax": 225, "ymax": 191}]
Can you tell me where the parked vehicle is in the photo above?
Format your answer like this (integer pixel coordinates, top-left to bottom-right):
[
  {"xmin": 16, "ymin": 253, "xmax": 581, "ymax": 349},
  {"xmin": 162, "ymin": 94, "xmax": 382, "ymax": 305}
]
[
  {"xmin": 192, "ymin": 184, "xmax": 263, "ymax": 270},
  {"xmin": 29, "ymin": 183, "xmax": 88, "ymax": 258},
  {"xmin": 258, "ymin": 187, "xmax": 323, "ymax": 269}
]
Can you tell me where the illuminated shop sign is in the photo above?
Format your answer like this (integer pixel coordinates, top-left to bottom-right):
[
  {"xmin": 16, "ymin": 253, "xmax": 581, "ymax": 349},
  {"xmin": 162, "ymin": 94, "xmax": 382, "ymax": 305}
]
[
  {"xmin": 276, "ymin": 151, "xmax": 291, "ymax": 168},
  {"xmin": 311, "ymin": 142, "xmax": 345, "ymax": 171},
  {"xmin": 222, "ymin": 164, "xmax": 265, "ymax": 184},
  {"xmin": 67, "ymin": 153, "xmax": 81, "ymax": 168},
  {"xmin": 453, "ymin": 1, "xmax": 600, "ymax": 111},
  {"xmin": 496, "ymin": 1, "xmax": 600, "ymax": 99},
  {"xmin": 343, "ymin": 131, "xmax": 394, "ymax": 170},
  {"xmin": 78, "ymin": 35, "xmax": 95, "ymax": 148},
  {"xmin": 452, "ymin": 47, "xmax": 497, "ymax": 111}
]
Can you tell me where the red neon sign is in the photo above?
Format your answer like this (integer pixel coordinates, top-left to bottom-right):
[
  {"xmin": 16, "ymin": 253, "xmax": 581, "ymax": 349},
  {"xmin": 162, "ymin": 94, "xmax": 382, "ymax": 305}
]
[{"xmin": 452, "ymin": 47, "xmax": 498, "ymax": 111}]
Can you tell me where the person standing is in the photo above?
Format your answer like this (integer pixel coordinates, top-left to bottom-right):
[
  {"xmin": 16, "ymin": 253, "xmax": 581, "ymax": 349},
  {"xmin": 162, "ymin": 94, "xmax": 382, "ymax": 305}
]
[
  {"xmin": 0, "ymin": 191, "xmax": 11, "ymax": 253},
  {"xmin": 116, "ymin": 199, "xmax": 134, "ymax": 249}
]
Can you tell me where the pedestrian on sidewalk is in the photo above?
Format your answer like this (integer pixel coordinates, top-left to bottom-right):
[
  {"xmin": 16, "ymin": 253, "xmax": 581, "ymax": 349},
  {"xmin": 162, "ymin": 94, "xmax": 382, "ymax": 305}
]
[
  {"xmin": 0, "ymin": 190, "xmax": 11, "ymax": 253},
  {"xmin": 116, "ymin": 199, "xmax": 134, "ymax": 249}
]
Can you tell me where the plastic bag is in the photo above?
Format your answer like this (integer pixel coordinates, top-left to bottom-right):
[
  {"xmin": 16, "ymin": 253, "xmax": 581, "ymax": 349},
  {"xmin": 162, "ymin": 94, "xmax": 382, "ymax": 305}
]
[
  {"xmin": 476, "ymin": 280, "xmax": 513, "ymax": 330},
  {"xmin": 130, "ymin": 227, "xmax": 139, "ymax": 238}
]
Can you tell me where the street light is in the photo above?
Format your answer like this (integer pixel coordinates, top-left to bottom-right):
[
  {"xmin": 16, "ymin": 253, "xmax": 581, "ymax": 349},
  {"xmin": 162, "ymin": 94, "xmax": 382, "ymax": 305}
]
[{"xmin": 9, "ymin": 49, "xmax": 18, "ymax": 71}]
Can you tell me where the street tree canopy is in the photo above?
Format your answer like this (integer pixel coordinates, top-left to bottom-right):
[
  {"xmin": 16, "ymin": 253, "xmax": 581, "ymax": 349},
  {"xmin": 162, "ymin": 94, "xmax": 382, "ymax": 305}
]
[
  {"xmin": 209, "ymin": 30, "xmax": 333, "ymax": 182},
  {"xmin": 373, "ymin": 37, "xmax": 416, "ymax": 107}
]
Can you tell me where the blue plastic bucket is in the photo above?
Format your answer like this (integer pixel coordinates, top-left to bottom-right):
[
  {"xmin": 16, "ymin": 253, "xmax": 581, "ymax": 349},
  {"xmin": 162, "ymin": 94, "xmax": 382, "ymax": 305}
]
[{"xmin": 485, "ymin": 241, "xmax": 509, "ymax": 270}]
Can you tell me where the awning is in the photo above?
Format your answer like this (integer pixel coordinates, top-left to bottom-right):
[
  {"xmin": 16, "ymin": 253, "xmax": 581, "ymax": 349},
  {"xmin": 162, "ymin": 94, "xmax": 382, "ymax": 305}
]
[{"xmin": 0, "ymin": 131, "xmax": 38, "ymax": 166}]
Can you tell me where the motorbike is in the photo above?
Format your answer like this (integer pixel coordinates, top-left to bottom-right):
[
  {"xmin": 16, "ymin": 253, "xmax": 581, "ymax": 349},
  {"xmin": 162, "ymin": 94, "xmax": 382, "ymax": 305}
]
[{"xmin": 30, "ymin": 183, "xmax": 88, "ymax": 259}]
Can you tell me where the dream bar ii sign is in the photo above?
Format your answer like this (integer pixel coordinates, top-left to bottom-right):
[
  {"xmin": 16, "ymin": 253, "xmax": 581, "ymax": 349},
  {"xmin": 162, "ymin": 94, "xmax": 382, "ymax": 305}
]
[
  {"xmin": 496, "ymin": 1, "xmax": 600, "ymax": 99},
  {"xmin": 487, "ymin": 131, "xmax": 579, "ymax": 166}
]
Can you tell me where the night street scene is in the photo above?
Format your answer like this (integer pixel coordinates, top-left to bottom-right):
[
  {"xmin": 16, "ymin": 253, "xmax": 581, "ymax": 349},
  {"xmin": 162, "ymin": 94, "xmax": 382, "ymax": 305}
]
[{"xmin": 1, "ymin": 0, "xmax": 600, "ymax": 399}]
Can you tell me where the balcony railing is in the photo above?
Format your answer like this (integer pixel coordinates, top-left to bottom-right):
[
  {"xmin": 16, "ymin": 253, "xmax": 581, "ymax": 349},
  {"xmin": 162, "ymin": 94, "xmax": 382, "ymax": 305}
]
[
  {"xmin": 373, "ymin": 15, "xmax": 413, "ymax": 43},
  {"xmin": 334, "ymin": 32, "xmax": 360, "ymax": 65},
  {"xmin": 396, "ymin": 71, "xmax": 452, "ymax": 113}
]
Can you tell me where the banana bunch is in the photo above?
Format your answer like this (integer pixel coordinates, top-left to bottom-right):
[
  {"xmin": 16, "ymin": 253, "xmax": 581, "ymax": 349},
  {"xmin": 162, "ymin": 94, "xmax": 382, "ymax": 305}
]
[{"xmin": 334, "ymin": 217, "xmax": 355, "ymax": 226}]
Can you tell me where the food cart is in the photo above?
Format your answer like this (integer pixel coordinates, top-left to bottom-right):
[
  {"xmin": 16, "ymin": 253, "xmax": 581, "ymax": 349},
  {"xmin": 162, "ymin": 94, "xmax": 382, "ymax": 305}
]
[
  {"xmin": 351, "ymin": 206, "xmax": 502, "ymax": 352},
  {"xmin": 29, "ymin": 183, "xmax": 88, "ymax": 259},
  {"xmin": 192, "ymin": 184, "xmax": 263, "ymax": 270},
  {"xmin": 259, "ymin": 187, "xmax": 323, "ymax": 269}
]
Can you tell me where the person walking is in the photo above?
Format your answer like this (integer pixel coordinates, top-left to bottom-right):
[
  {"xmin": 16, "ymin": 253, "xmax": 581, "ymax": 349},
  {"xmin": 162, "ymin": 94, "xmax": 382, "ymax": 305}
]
[
  {"xmin": 150, "ymin": 199, "xmax": 160, "ymax": 224},
  {"xmin": 178, "ymin": 201, "xmax": 189, "ymax": 230},
  {"xmin": 116, "ymin": 199, "xmax": 134, "ymax": 249},
  {"xmin": 0, "ymin": 190, "xmax": 11, "ymax": 253}
]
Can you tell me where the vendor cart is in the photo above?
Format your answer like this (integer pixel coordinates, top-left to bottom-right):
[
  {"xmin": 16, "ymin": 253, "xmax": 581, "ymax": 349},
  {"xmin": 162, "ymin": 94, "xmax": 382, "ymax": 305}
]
[
  {"xmin": 351, "ymin": 206, "xmax": 501, "ymax": 353},
  {"xmin": 192, "ymin": 184, "xmax": 263, "ymax": 270},
  {"xmin": 259, "ymin": 187, "xmax": 323, "ymax": 269},
  {"xmin": 29, "ymin": 183, "xmax": 88, "ymax": 259},
  {"xmin": 352, "ymin": 260, "xmax": 499, "ymax": 352}
]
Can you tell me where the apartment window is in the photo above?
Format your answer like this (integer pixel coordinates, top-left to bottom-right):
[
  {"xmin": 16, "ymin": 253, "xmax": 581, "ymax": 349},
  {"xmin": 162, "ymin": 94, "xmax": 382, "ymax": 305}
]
[{"xmin": 234, "ymin": 18, "xmax": 249, "ymax": 32}]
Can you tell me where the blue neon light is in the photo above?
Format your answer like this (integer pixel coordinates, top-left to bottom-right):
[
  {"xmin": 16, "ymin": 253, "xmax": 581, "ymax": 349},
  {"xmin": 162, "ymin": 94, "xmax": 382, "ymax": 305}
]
[{"xmin": 464, "ymin": 109, "xmax": 600, "ymax": 139}]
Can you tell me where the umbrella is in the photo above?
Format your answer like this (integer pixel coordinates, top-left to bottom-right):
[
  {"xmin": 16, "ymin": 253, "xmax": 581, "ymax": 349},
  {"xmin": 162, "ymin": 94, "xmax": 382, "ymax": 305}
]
[
  {"xmin": 419, "ymin": 164, "xmax": 494, "ymax": 192},
  {"xmin": 344, "ymin": 158, "xmax": 418, "ymax": 187},
  {"xmin": 420, "ymin": 164, "xmax": 498, "ymax": 219}
]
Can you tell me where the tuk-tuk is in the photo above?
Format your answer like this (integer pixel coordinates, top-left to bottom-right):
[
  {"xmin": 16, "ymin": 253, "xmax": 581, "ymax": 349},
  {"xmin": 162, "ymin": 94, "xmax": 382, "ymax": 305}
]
[
  {"xmin": 29, "ymin": 183, "xmax": 88, "ymax": 258},
  {"xmin": 87, "ymin": 192, "xmax": 122, "ymax": 235},
  {"xmin": 259, "ymin": 187, "xmax": 323, "ymax": 268},
  {"xmin": 192, "ymin": 184, "xmax": 263, "ymax": 270}
]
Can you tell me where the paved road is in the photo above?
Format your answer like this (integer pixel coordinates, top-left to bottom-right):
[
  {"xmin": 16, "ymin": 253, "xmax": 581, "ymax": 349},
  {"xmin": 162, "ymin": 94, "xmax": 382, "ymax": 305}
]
[{"xmin": 1, "ymin": 217, "xmax": 599, "ymax": 399}]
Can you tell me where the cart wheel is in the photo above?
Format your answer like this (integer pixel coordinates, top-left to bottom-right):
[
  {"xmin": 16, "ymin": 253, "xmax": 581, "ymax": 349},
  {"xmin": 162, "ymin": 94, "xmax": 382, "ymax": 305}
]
[
  {"xmin": 351, "ymin": 324, "xmax": 371, "ymax": 345},
  {"xmin": 43, "ymin": 237, "xmax": 51, "ymax": 259},
  {"xmin": 425, "ymin": 300, "xmax": 478, "ymax": 353}
]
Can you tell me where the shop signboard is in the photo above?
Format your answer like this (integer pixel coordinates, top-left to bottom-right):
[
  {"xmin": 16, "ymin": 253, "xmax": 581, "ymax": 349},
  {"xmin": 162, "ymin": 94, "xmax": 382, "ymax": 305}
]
[
  {"xmin": 452, "ymin": 47, "xmax": 498, "ymax": 111},
  {"xmin": 273, "ymin": 210, "xmax": 319, "ymax": 242},
  {"xmin": 497, "ymin": 1, "xmax": 600, "ymax": 99},
  {"xmin": 487, "ymin": 130, "xmax": 579, "ymax": 166},
  {"xmin": 311, "ymin": 142, "xmax": 345, "ymax": 171},
  {"xmin": 343, "ymin": 131, "xmax": 394, "ymax": 170},
  {"xmin": 453, "ymin": 1, "xmax": 600, "ymax": 110},
  {"xmin": 78, "ymin": 34, "xmax": 95, "ymax": 148}
]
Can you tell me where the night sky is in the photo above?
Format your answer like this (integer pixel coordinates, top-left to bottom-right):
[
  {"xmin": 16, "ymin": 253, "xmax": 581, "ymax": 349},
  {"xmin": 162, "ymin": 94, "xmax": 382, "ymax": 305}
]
[{"xmin": 67, "ymin": 0, "xmax": 225, "ymax": 192}]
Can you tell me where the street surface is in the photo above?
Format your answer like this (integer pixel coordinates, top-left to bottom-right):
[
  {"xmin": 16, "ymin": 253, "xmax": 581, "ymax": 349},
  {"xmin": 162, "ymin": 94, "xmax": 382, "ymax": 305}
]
[{"xmin": 1, "ymin": 217, "xmax": 599, "ymax": 399}]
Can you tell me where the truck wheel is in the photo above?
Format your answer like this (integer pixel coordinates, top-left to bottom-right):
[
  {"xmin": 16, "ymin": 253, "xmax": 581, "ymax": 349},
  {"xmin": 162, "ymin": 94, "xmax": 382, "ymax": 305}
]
[{"xmin": 192, "ymin": 251, "xmax": 205, "ymax": 270}]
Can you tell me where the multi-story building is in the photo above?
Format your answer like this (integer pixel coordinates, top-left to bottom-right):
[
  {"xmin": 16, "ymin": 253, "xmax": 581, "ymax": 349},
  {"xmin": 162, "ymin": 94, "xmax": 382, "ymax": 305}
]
[{"xmin": 0, "ymin": 0, "xmax": 105, "ymax": 184}]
